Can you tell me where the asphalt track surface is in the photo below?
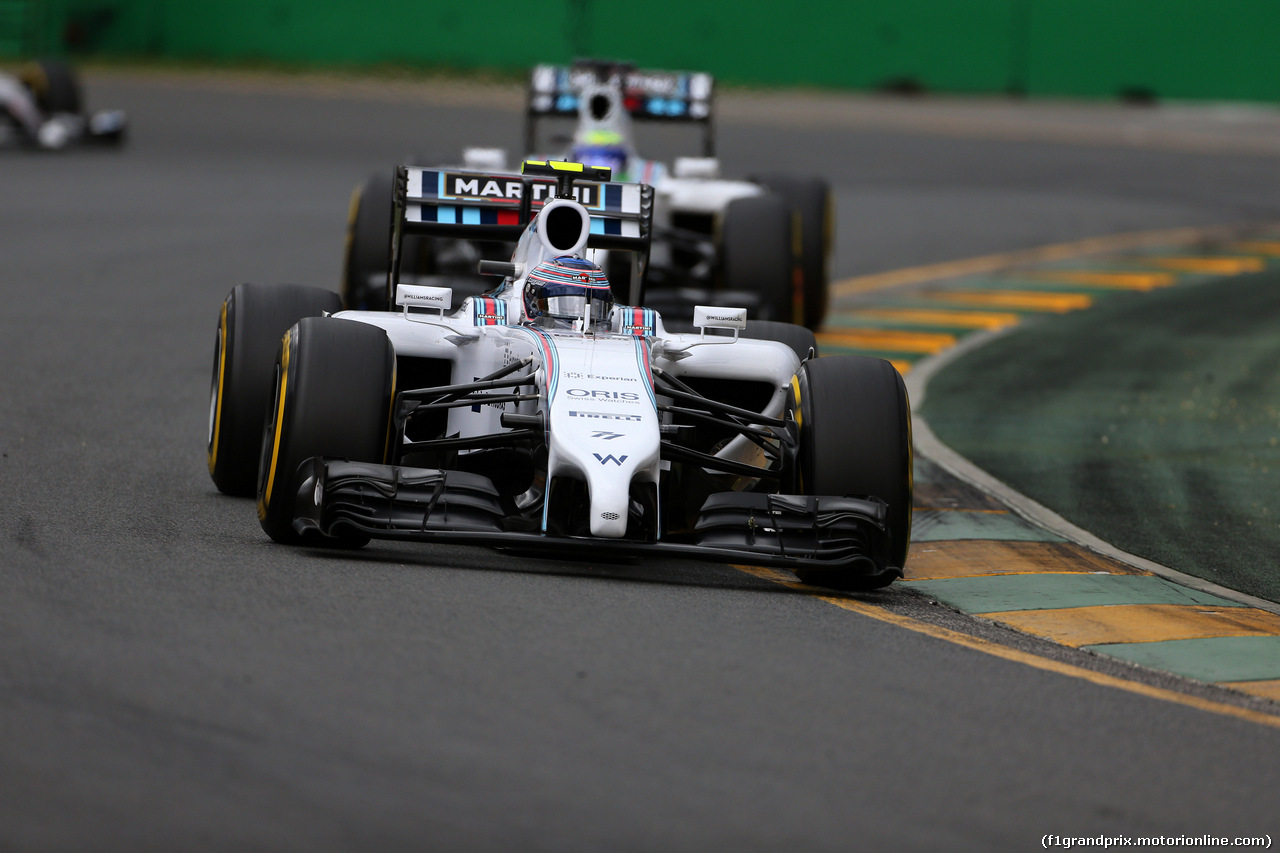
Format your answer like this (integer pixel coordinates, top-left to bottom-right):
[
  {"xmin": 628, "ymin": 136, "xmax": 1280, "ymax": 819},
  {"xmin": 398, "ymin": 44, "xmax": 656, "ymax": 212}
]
[{"xmin": 4, "ymin": 72, "xmax": 1280, "ymax": 850}]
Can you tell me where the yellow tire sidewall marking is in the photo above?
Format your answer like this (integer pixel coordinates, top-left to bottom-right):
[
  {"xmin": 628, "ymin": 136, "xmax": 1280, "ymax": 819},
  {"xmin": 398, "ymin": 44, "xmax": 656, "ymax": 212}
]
[
  {"xmin": 340, "ymin": 183, "xmax": 361, "ymax": 299},
  {"xmin": 207, "ymin": 302, "xmax": 228, "ymax": 474},
  {"xmin": 383, "ymin": 356, "xmax": 397, "ymax": 464},
  {"xmin": 258, "ymin": 329, "xmax": 291, "ymax": 517}
]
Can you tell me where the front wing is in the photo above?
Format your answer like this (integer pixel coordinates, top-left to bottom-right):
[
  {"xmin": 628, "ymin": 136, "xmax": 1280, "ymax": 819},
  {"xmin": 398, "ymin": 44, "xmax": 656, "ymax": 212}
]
[{"xmin": 292, "ymin": 458, "xmax": 899, "ymax": 584}]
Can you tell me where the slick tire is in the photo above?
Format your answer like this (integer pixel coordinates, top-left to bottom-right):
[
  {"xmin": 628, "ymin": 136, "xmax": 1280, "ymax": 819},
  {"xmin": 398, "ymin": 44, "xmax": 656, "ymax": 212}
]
[
  {"xmin": 19, "ymin": 59, "xmax": 81, "ymax": 114},
  {"xmin": 751, "ymin": 174, "xmax": 833, "ymax": 330},
  {"xmin": 208, "ymin": 283, "xmax": 342, "ymax": 496},
  {"xmin": 341, "ymin": 171, "xmax": 395, "ymax": 311},
  {"xmin": 257, "ymin": 317, "xmax": 396, "ymax": 546},
  {"xmin": 795, "ymin": 355, "xmax": 912, "ymax": 588},
  {"xmin": 740, "ymin": 320, "xmax": 818, "ymax": 362},
  {"xmin": 719, "ymin": 193, "xmax": 797, "ymax": 324}
]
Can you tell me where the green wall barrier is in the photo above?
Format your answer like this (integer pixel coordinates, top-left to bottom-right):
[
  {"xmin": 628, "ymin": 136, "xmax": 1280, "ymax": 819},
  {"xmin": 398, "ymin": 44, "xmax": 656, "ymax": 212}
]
[
  {"xmin": 1023, "ymin": 0, "xmax": 1280, "ymax": 101},
  {"xmin": 6, "ymin": 0, "xmax": 1280, "ymax": 103},
  {"xmin": 584, "ymin": 0, "xmax": 1019, "ymax": 93},
  {"xmin": 157, "ymin": 0, "xmax": 574, "ymax": 70}
]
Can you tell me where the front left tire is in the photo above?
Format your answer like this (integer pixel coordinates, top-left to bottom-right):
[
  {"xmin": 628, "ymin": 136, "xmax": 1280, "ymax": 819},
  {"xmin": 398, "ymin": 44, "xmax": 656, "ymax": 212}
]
[{"xmin": 256, "ymin": 317, "xmax": 396, "ymax": 545}]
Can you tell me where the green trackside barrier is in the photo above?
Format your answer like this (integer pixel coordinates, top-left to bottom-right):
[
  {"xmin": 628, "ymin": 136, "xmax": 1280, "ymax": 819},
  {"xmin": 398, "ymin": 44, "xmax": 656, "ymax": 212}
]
[
  {"xmin": 156, "ymin": 0, "xmax": 574, "ymax": 70},
  {"xmin": 0, "ymin": 0, "xmax": 57, "ymax": 58},
  {"xmin": 12, "ymin": 0, "xmax": 1280, "ymax": 103},
  {"xmin": 582, "ymin": 0, "xmax": 1018, "ymax": 92},
  {"xmin": 1021, "ymin": 0, "xmax": 1280, "ymax": 102}
]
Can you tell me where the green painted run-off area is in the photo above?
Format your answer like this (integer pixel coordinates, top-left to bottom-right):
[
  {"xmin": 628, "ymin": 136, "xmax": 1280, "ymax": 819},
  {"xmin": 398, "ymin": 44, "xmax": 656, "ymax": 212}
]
[
  {"xmin": 922, "ymin": 268, "xmax": 1280, "ymax": 605},
  {"xmin": 6, "ymin": 0, "xmax": 1280, "ymax": 102}
]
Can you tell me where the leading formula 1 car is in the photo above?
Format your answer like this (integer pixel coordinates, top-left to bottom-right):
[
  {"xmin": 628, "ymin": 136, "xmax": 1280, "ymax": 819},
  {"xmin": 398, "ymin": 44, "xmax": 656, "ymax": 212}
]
[
  {"xmin": 0, "ymin": 60, "xmax": 126, "ymax": 150},
  {"xmin": 342, "ymin": 60, "xmax": 832, "ymax": 330},
  {"xmin": 212, "ymin": 161, "xmax": 909, "ymax": 589}
]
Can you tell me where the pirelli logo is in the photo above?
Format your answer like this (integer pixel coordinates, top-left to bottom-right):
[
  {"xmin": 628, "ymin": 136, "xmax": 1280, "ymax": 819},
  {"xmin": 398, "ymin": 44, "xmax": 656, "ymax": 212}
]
[
  {"xmin": 569, "ymin": 411, "xmax": 642, "ymax": 422},
  {"xmin": 444, "ymin": 173, "xmax": 598, "ymax": 206}
]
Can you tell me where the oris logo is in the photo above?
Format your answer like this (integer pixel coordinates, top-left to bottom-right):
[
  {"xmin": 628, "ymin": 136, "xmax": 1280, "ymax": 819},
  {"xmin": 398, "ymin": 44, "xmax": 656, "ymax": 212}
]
[{"xmin": 566, "ymin": 389, "xmax": 640, "ymax": 401}]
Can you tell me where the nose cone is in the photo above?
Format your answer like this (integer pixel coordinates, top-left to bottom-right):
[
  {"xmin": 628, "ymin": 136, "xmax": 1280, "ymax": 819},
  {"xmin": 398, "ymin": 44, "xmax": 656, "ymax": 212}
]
[
  {"xmin": 581, "ymin": 446, "xmax": 657, "ymax": 538},
  {"xmin": 540, "ymin": 335, "xmax": 661, "ymax": 539}
]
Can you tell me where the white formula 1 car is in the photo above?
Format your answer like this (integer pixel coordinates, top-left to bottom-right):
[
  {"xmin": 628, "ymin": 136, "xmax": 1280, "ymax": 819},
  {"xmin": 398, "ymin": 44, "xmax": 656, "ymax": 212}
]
[
  {"xmin": 214, "ymin": 161, "xmax": 908, "ymax": 589},
  {"xmin": 342, "ymin": 60, "xmax": 832, "ymax": 330},
  {"xmin": 0, "ymin": 60, "xmax": 126, "ymax": 150}
]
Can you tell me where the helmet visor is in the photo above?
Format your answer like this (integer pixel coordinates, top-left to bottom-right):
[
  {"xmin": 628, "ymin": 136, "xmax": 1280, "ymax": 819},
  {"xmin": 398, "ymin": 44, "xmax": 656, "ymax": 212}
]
[{"xmin": 542, "ymin": 292, "xmax": 613, "ymax": 323}]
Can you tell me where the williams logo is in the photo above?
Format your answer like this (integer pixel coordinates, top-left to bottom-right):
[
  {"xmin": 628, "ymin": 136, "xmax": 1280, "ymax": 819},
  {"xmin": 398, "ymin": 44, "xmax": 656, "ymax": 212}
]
[
  {"xmin": 593, "ymin": 453, "xmax": 628, "ymax": 466},
  {"xmin": 445, "ymin": 173, "xmax": 598, "ymax": 206}
]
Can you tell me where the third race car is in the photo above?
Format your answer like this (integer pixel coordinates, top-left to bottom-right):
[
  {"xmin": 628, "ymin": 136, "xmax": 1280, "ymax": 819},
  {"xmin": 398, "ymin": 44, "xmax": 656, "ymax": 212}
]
[{"xmin": 0, "ymin": 59, "xmax": 126, "ymax": 150}]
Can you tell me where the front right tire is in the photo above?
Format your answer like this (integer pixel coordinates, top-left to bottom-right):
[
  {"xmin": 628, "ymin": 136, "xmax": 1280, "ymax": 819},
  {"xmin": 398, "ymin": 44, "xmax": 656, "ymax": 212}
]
[{"xmin": 795, "ymin": 355, "xmax": 912, "ymax": 589}]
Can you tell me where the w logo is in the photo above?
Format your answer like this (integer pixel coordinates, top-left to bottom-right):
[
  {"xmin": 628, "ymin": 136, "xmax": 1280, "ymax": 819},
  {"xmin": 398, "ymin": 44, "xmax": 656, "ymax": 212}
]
[{"xmin": 593, "ymin": 453, "xmax": 628, "ymax": 466}]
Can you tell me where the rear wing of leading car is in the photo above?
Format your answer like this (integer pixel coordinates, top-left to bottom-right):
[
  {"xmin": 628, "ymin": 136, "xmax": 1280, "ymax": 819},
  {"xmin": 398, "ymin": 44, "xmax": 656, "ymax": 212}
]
[
  {"xmin": 525, "ymin": 59, "xmax": 715, "ymax": 156},
  {"xmin": 388, "ymin": 162, "xmax": 655, "ymax": 301}
]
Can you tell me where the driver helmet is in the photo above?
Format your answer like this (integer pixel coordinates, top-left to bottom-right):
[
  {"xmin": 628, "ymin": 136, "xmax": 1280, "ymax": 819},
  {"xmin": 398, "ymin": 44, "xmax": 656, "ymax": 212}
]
[
  {"xmin": 569, "ymin": 129, "xmax": 629, "ymax": 181},
  {"xmin": 524, "ymin": 256, "xmax": 613, "ymax": 330}
]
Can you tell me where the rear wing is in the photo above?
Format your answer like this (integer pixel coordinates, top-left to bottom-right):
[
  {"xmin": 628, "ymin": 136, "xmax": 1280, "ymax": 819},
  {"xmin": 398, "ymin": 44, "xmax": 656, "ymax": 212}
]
[
  {"xmin": 388, "ymin": 164, "xmax": 655, "ymax": 301},
  {"xmin": 525, "ymin": 60, "xmax": 715, "ymax": 157}
]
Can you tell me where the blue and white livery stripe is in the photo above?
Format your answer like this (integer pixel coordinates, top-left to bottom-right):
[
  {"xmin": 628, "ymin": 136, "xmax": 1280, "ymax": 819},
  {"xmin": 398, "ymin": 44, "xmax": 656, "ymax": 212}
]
[
  {"xmin": 632, "ymin": 337, "xmax": 657, "ymax": 410},
  {"xmin": 406, "ymin": 168, "xmax": 642, "ymax": 215},
  {"xmin": 619, "ymin": 306, "xmax": 656, "ymax": 337},
  {"xmin": 471, "ymin": 297, "xmax": 507, "ymax": 326}
]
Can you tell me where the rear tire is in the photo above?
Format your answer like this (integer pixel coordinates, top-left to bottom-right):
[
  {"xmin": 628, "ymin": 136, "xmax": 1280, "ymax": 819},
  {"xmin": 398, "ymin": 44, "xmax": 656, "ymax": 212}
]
[
  {"xmin": 19, "ymin": 60, "xmax": 81, "ymax": 114},
  {"xmin": 257, "ymin": 317, "xmax": 396, "ymax": 545},
  {"xmin": 752, "ymin": 174, "xmax": 833, "ymax": 330},
  {"xmin": 720, "ymin": 193, "xmax": 796, "ymax": 324},
  {"xmin": 208, "ymin": 283, "xmax": 342, "ymax": 496},
  {"xmin": 795, "ymin": 355, "xmax": 912, "ymax": 589},
  {"xmin": 740, "ymin": 320, "xmax": 818, "ymax": 361},
  {"xmin": 341, "ymin": 171, "xmax": 395, "ymax": 311}
]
